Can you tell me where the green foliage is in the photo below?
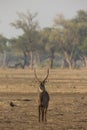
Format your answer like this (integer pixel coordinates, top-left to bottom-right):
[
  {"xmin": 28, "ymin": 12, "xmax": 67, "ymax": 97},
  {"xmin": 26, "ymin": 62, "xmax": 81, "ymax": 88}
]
[
  {"xmin": 11, "ymin": 11, "xmax": 39, "ymax": 52},
  {"xmin": 1, "ymin": 9, "xmax": 87, "ymax": 68},
  {"xmin": 80, "ymin": 38, "xmax": 87, "ymax": 55},
  {"xmin": 0, "ymin": 35, "xmax": 7, "ymax": 52}
]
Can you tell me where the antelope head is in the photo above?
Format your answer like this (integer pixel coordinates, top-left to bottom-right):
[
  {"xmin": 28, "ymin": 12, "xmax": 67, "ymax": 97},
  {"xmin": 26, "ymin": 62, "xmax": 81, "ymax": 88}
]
[{"xmin": 34, "ymin": 69, "xmax": 49, "ymax": 92}]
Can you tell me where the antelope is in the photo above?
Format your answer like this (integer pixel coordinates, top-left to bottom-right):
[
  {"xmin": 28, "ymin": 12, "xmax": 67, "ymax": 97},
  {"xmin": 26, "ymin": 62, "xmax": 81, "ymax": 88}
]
[{"xmin": 34, "ymin": 69, "xmax": 50, "ymax": 122}]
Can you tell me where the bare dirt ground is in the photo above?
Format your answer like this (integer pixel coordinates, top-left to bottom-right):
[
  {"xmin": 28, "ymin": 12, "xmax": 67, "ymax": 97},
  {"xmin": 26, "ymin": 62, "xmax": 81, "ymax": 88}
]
[
  {"xmin": 0, "ymin": 92, "xmax": 87, "ymax": 130},
  {"xmin": 0, "ymin": 69, "xmax": 87, "ymax": 130}
]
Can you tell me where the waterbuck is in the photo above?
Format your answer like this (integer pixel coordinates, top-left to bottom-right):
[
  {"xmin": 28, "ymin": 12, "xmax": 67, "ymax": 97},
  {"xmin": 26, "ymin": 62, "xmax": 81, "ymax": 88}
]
[{"xmin": 34, "ymin": 69, "xmax": 50, "ymax": 122}]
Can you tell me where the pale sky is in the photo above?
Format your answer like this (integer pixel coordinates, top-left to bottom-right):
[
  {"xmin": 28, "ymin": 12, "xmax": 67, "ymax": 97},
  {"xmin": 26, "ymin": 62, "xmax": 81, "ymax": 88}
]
[{"xmin": 0, "ymin": 0, "xmax": 87, "ymax": 38}]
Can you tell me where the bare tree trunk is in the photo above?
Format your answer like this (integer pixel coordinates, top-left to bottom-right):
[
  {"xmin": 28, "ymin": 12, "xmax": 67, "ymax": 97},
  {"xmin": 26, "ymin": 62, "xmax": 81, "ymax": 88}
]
[
  {"xmin": 49, "ymin": 49, "xmax": 55, "ymax": 69},
  {"xmin": 30, "ymin": 51, "xmax": 33, "ymax": 69},
  {"xmin": 83, "ymin": 56, "xmax": 87, "ymax": 68},
  {"xmin": 3, "ymin": 51, "xmax": 7, "ymax": 68},
  {"xmin": 50, "ymin": 57, "xmax": 54, "ymax": 69},
  {"xmin": 23, "ymin": 51, "xmax": 27, "ymax": 69},
  {"xmin": 22, "ymin": 51, "xmax": 31, "ymax": 69},
  {"xmin": 66, "ymin": 59, "xmax": 72, "ymax": 69},
  {"xmin": 33, "ymin": 51, "xmax": 40, "ymax": 67},
  {"xmin": 64, "ymin": 51, "xmax": 72, "ymax": 69}
]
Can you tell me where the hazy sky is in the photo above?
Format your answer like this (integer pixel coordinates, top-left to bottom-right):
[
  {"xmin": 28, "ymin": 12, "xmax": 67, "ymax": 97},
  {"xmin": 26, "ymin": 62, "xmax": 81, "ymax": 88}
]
[{"xmin": 0, "ymin": 0, "xmax": 87, "ymax": 38}]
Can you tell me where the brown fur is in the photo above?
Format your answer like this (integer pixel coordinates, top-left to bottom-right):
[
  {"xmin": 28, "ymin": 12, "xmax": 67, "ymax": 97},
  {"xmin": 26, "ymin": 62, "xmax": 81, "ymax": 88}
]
[
  {"xmin": 34, "ymin": 69, "xmax": 50, "ymax": 122},
  {"xmin": 38, "ymin": 90, "xmax": 50, "ymax": 122}
]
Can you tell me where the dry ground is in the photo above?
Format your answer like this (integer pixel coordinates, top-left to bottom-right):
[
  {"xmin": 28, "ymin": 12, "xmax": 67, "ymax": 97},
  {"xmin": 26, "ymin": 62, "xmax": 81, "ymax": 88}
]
[
  {"xmin": 0, "ymin": 69, "xmax": 87, "ymax": 130},
  {"xmin": 0, "ymin": 92, "xmax": 87, "ymax": 130}
]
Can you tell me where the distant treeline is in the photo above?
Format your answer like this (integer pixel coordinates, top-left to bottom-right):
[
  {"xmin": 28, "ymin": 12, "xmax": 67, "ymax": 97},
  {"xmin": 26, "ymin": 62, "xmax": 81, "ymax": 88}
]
[{"xmin": 0, "ymin": 10, "xmax": 87, "ymax": 69}]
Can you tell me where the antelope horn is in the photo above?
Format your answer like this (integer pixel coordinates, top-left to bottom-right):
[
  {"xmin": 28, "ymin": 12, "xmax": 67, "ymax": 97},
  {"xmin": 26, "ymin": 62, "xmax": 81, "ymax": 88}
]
[
  {"xmin": 43, "ymin": 69, "xmax": 49, "ymax": 82},
  {"xmin": 34, "ymin": 69, "xmax": 40, "ymax": 82}
]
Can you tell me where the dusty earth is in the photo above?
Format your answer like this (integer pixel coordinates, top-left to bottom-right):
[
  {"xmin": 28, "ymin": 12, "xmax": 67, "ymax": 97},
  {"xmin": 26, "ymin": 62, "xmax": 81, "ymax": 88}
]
[{"xmin": 0, "ymin": 92, "xmax": 87, "ymax": 130}]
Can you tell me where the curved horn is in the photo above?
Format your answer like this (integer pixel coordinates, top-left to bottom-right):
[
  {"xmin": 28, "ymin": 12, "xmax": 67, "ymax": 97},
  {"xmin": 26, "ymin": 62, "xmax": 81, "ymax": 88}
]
[
  {"xmin": 34, "ymin": 69, "xmax": 40, "ymax": 82},
  {"xmin": 43, "ymin": 69, "xmax": 49, "ymax": 82}
]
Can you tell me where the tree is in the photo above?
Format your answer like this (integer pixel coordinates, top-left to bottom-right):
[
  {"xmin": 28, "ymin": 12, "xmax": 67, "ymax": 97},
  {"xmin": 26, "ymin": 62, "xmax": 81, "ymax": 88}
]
[
  {"xmin": 80, "ymin": 38, "xmax": 87, "ymax": 67},
  {"xmin": 72, "ymin": 10, "xmax": 87, "ymax": 67},
  {"xmin": 0, "ymin": 34, "xmax": 8, "ymax": 67},
  {"xmin": 0, "ymin": 34, "xmax": 7, "ymax": 52},
  {"xmin": 48, "ymin": 28, "xmax": 60, "ymax": 68},
  {"xmin": 11, "ymin": 11, "xmax": 39, "ymax": 69},
  {"xmin": 39, "ymin": 27, "xmax": 57, "ymax": 68},
  {"xmin": 53, "ymin": 15, "xmax": 79, "ymax": 69}
]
